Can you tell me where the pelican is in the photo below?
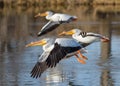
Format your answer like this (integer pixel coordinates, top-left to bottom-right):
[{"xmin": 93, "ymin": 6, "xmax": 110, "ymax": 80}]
[
  {"xmin": 35, "ymin": 11, "xmax": 77, "ymax": 36},
  {"xmin": 26, "ymin": 38, "xmax": 87, "ymax": 78},
  {"xmin": 59, "ymin": 29, "xmax": 109, "ymax": 47}
]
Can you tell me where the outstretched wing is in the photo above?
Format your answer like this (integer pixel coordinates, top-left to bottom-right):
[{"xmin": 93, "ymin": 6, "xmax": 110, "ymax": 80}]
[
  {"xmin": 30, "ymin": 38, "xmax": 82, "ymax": 78},
  {"xmin": 30, "ymin": 62, "xmax": 47, "ymax": 78},
  {"xmin": 37, "ymin": 21, "xmax": 60, "ymax": 36},
  {"xmin": 46, "ymin": 38, "xmax": 82, "ymax": 68},
  {"xmin": 46, "ymin": 43, "xmax": 67, "ymax": 68},
  {"xmin": 30, "ymin": 52, "xmax": 50, "ymax": 78},
  {"xmin": 30, "ymin": 44, "xmax": 67, "ymax": 78}
]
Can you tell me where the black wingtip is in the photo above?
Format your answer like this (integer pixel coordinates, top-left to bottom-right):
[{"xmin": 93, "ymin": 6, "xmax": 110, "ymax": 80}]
[
  {"xmin": 37, "ymin": 34, "xmax": 42, "ymax": 37},
  {"xmin": 30, "ymin": 62, "xmax": 48, "ymax": 79},
  {"xmin": 37, "ymin": 31, "xmax": 47, "ymax": 37},
  {"xmin": 37, "ymin": 32, "xmax": 44, "ymax": 37}
]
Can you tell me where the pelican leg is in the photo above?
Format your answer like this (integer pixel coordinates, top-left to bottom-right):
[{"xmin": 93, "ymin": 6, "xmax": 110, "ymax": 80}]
[
  {"xmin": 74, "ymin": 54, "xmax": 86, "ymax": 64},
  {"xmin": 77, "ymin": 50, "xmax": 88, "ymax": 60}
]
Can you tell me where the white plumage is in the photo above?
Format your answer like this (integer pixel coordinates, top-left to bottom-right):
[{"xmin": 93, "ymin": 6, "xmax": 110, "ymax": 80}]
[
  {"xmin": 35, "ymin": 11, "xmax": 77, "ymax": 36},
  {"xmin": 46, "ymin": 13, "xmax": 77, "ymax": 22},
  {"xmin": 36, "ymin": 11, "xmax": 77, "ymax": 22},
  {"xmin": 26, "ymin": 37, "xmax": 86, "ymax": 78},
  {"xmin": 59, "ymin": 29, "xmax": 109, "ymax": 46},
  {"xmin": 55, "ymin": 38, "xmax": 82, "ymax": 47}
]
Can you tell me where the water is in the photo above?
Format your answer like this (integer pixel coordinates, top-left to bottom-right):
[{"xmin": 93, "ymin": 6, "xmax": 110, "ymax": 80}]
[{"xmin": 0, "ymin": 5, "xmax": 120, "ymax": 86}]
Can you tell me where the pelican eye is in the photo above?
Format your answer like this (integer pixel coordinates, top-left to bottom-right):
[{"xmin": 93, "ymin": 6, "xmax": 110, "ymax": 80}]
[{"xmin": 79, "ymin": 32, "xmax": 87, "ymax": 38}]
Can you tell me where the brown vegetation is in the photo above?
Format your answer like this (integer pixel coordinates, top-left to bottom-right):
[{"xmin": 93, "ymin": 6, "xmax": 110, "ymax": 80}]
[{"xmin": 1, "ymin": 0, "xmax": 120, "ymax": 7}]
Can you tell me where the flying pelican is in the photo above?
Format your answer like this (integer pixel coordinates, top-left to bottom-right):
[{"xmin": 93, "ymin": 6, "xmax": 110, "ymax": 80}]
[
  {"xmin": 35, "ymin": 11, "xmax": 77, "ymax": 36},
  {"xmin": 26, "ymin": 38, "xmax": 87, "ymax": 78},
  {"xmin": 59, "ymin": 29, "xmax": 109, "ymax": 47}
]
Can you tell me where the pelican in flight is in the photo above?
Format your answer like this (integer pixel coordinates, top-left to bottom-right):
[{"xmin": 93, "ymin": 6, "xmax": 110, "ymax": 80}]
[
  {"xmin": 35, "ymin": 11, "xmax": 77, "ymax": 36},
  {"xmin": 59, "ymin": 29, "xmax": 109, "ymax": 47},
  {"xmin": 26, "ymin": 38, "xmax": 87, "ymax": 78}
]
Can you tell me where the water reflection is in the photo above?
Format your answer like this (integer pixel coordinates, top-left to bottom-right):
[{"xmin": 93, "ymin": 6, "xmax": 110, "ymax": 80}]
[
  {"xmin": 99, "ymin": 15, "xmax": 113, "ymax": 86},
  {"xmin": 0, "ymin": 5, "xmax": 120, "ymax": 86},
  {"xmin": 46, "ymin": 65, "xmax": 65, "ymax": 84}
]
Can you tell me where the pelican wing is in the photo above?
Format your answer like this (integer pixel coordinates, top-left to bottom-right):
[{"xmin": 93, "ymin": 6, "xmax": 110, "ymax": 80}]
[
  {"xmin": 30, "ymin": 38, "xmax": 83, "ymax": 78},
  {"xmin": 46, "ymin": 43, "xmax": 67, "ymax": 68},
  {"xmin": 30, "ymin": 51, "xmax": 50, "ymax": 78},
  {"xmin": 55, "ymin": 38, "xmax": 83, "ymax": 47},
  {"xmin": 46, "ymin": 38, "xmax": 82, "ymax": 68},
  {"xmin": 38, "ymin": 21, "xmax": 60, "ymax": 36},
  {"xmin": 30, "ymin": 43, "xmax": 68, "ymax": 78},
  {"xmin": 30, "ymin": 62, "xmax": 47, "ymax": 78}
]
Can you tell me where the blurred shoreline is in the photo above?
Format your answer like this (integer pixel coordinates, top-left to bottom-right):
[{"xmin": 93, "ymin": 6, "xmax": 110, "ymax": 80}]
[{"xmin": 0, "ymin": 0, "xmax": 120, "ymax": 9}]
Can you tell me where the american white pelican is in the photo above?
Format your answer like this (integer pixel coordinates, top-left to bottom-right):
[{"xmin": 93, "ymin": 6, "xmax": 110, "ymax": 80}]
[
  {"xmin": 35, "ymin": 11, "xmax": 77, "ymax": 36},
  {"xmin": 26, "ymin": 38, "xmax": 87, "ymax": 78},
  {"xmin": 59, "ymin": 29, "xmax": 109, "ymax": 47}
]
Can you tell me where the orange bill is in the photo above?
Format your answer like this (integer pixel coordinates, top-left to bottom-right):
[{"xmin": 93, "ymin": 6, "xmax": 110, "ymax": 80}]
[
  {"xmin": 34, "ymin": 12, "xmax": 48, "ymax": 18},
  {"xmin": 101, "ymin": 37, "xmax": 110, "ymax": 42},
  {"xmin": 26, "ymin": 39, "xmax": 46, "ymax": 47}
]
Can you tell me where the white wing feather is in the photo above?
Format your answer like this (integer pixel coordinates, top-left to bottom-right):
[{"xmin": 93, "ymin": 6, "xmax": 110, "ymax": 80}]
[
  {"xmin": 50, "ymin": 13, "xmax": 73, "ymax": 22},
  {"xmin": 55, "ymin": 38, "xmax": 82, "ymax": 47},
  {"xmin": 38, "ymin": 51, "xmax": 50, "ymax": 62}
]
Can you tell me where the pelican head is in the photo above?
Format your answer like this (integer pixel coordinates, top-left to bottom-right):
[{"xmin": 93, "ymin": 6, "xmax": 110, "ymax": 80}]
[
  {"xmin": 59, "ymin": 29, "xmax": 109, "ymax": 43},
  {"xmin": 59, "ymin": 29, "xmax": 82, "ymax": 36},
  {"xmin": 26, "ymin": 38, "xmax": 54, "ymax": 47},
  {"xmin": 34, "ymin": 11, "xmax": 54, "ymax": 18}
]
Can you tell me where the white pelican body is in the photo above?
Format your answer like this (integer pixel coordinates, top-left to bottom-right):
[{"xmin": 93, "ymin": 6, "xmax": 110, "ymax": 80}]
[
  {"xmin": 46, "ymin": 13, "xmax": 77, "ymax": 22},
  {"xmin": 26, "ymin": 38, "xmax": 84, "ymax": 78},
  {"xmin": 59, "ymin": 29, "xmax": 109, "ymax": 47},
  {"xmin": 35, "ymin": 11, "xmax": 77, "ymax": 36},
  {"xmin": 35, "ymin": 11, "xmax": 77, "ymax": 22}
]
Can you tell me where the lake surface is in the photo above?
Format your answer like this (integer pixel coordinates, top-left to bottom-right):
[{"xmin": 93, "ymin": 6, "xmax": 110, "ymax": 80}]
[{"xmin": 0, "ymin": 5, "xmax": 120, "ymax": 86}]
